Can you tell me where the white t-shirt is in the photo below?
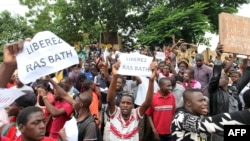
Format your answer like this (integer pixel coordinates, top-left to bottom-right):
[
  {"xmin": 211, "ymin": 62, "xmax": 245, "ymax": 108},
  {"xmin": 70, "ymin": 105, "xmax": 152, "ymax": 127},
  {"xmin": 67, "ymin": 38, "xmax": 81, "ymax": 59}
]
[
  {"xmin": 64, "ymin": 117, "xmax": 78, "ymax": 141},
  {"xmin": 134, "ymin": 76, "xmax": 159, "ymax": 106}
]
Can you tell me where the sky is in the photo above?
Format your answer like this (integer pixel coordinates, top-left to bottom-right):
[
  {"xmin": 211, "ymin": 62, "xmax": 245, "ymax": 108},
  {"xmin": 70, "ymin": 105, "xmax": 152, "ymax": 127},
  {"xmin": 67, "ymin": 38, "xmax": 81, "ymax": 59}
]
[{"xmin": 0, "ymin": 0, "xmax": 250, "ymax": 52}]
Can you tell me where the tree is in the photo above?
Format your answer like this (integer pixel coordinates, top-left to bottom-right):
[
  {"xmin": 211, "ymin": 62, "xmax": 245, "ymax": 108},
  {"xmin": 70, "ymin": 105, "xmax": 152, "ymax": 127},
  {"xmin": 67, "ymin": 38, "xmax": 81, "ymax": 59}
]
[
  {"xmin": 19, "ymin": 0, "xmax": 164, "ymax": 45},
  {"xmin": 137, "ymin": 2, "xmax": 212, "ymax": 46},
  {"xmin": 137, "ymin": 0, "xmax": 250, "ymax": 46},
  {"xmin": 168, "ymin": 0, "xmax": 250, "ymax": 33},
  {"xmin": 0, "ymin": 11, "xmax": 33, "ymax": 62}
]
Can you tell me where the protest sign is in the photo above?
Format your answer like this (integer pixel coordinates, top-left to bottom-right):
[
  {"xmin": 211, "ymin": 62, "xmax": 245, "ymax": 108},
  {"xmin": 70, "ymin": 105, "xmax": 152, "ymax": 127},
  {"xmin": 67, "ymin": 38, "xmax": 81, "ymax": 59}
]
[
  {"xmin": 118, "ymin": 53, "xmax": 153, "ymax": 77},
  {"xmin": 0, "ymin": 89, "xmax": 25, "ymax": 109},
  {"xmin": 16, "ymin": 31, "xmax": 79, "ymax": 84},
  {"xmin": 219, "ymin": 12, "xmax": 250, "ymax": 55},
  {"xmin": 155, "ymin": 51, "xmax": 165, "ymax": 61}
]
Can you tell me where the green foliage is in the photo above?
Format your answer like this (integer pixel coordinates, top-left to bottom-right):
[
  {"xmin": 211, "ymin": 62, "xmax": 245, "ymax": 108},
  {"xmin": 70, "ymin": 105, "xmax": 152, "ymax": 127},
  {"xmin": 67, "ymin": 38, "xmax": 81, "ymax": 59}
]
[
  {"xmin": 168, "ymin": 0, "xmax": 249, "ymax": 33},
  {"xmin": 0, "ymin": 11, "xmax": 33, "ymax": 62},
  {"xmin": 17, "ymin": 0, "xmax": 250, "ymax": 48},
  {"xmin": 137, "ymin": 2, "xmax": 212, "ymax": 46},
  {"xmin": 19, "ymin": 0, "xmax": 164, "ymax": 45}
]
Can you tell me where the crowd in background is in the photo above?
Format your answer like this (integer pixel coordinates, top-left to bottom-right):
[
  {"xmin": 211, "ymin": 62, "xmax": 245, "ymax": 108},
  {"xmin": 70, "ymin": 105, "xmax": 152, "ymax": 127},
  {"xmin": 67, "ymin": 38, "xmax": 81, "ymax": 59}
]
[{"xmin": 1, "ymin": 37, "xmax": 250, "ymax": 141}]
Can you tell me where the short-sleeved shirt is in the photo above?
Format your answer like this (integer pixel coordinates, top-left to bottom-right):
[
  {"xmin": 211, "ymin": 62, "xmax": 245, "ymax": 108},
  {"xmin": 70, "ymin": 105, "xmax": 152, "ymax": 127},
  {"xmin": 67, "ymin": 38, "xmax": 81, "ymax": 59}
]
[
  {"xmin": 109, "ymin": 106, "xmax": 143, "ymax": 141},
  {"xmin": 146, "ymin": 92, "xmax": 176, "ymax": 134},
  {"xmin": 83, "ymin": 122, "xmax": 98, "ymax": 140},
  {"xmin": 77, "ymin": 115, "xmax": 98, "ymax": 141},
  {"xmin": 49, "ymin": 101, "xmax": 73, "ymax": 140}
]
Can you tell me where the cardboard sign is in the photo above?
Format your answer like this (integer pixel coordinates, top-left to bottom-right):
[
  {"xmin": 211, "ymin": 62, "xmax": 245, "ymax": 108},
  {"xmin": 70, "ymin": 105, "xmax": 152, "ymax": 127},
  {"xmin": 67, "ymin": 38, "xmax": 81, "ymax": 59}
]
[
  {"xmin": 16, "ymin": 31, "xmax": 79, "ymax": 84},
  {"xmin": 118, "ymin": 53, "xmax": 153, "ymax": 77},
  {"xmin": 0, "ymin": 89, "xmax": 25, "ymax": 109},
  {"xmin": 219, "ymin": 12, "xmax": 250, "ymax": 55}
]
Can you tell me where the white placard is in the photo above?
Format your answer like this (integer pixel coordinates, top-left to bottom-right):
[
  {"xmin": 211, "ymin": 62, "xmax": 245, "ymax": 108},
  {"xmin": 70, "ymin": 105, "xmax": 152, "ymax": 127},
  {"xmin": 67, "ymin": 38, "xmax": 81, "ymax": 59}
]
[
  {"xmin": 155, "ymin": 51, "xmax": 165, "ymax": 60},
  {"xmin": 118, "ymin": 53, "xmax": 153, "ymax": 77},
  {"xmin": 103, "ymin": 47, "xmax": 109, "ymax": 62},
  {"xmin": 0, "ymin": 89, "xmax": 25, "ymax": 109},
  {"xmin": 16, "ymin": 31, "xmax": 79, "ymax": 84}
]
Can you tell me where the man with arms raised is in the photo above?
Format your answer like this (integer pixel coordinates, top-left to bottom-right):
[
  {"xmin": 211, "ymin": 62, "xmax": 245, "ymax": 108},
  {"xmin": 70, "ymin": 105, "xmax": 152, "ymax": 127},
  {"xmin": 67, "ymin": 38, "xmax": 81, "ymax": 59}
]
[{"xmin": 107, "ymin": 61, "xmax": 157, "ymax": 140}]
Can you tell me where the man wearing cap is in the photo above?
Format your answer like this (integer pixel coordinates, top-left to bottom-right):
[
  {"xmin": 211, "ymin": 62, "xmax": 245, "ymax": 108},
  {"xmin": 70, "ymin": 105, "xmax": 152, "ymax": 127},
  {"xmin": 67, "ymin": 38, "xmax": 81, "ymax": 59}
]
[{"xmin": 2, "ymin": 91, "xmax": 37, "ymax": 140}]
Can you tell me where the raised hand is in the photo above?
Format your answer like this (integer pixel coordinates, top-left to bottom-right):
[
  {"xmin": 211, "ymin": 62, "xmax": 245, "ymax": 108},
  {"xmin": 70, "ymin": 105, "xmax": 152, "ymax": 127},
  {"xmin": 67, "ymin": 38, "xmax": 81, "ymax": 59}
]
[
  {"xmin": 3, "ymin": 38, "xmax": 31, "ymax": 65},
  {"xmin": 149, "ymin": 61, "xmax": 157, "ymax": 80},
  {"xmin": 112, "ymin": 61, "xmax": 120, "ymax": 75},
  {"xmin": 216, "ymin": 42, "xmax": 223, "ymax": 58},
  {"xmin": 3, "ymin": 40, "xmax": 24, "ymax": 65}
]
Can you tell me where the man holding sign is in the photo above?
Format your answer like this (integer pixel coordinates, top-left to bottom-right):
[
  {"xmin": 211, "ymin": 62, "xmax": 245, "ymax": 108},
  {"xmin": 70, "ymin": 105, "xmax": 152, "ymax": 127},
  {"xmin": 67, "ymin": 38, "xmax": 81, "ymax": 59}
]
[
  {"xmin": 0, "ymin": 31, "xmax": 79, "ymax": 87},
  {"xmin": 107, "ymin": 61, "xmax": 157, "ymax": 140},
  {"xmin": 17, "ymin": 31, "xmax": 79, "ymax": 84}
]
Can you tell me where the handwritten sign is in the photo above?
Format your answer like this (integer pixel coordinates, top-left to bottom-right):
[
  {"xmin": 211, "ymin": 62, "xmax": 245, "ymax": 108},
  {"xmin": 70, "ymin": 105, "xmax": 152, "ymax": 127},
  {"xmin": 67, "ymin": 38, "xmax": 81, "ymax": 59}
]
[
  {"xmin": 0, "ymin": 89, "xmax": 25, "ymax": 109},
  {"xmin": 118, "ymin": 53, "xmax": 153, "ymax": 77},
  {"xmin": 219, "ymin": 12, "xmax": 250, "ymax": 55},
  {"xmin": 16, "ymin": 31, "xmax": 79, "ymax": 84}
]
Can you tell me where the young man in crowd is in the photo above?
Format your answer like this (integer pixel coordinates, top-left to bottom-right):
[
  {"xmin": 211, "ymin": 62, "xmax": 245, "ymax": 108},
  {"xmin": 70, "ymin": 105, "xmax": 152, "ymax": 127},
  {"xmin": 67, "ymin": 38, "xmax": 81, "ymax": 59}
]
[
  {"xmin": 15, "ymin": 106, "xmax": 56, "ymax": 141},
  {"xmin": 3, "ymin": 91, "xmax": 37, "ymax": 140},
  {"xmin": 107, "ymin": 61, "xmax": 157, "ymax": 140},
  {"xmin": 37, "ymin": 83, "xmax": 74, "ymax": 140},
  {"xmin": 193, "ymin": 53, "xmax": 213, "ymax": 96},
  {"xmin": 45, "ymin": 77, "xmax": 100, "ymax": 141},
  {"xmin": 171, "ymin": 43, "xmax": 250, "ymax": 141},
  {"xmin": 146, "ymin": 77, "xmax": 176, "ymax": 141},
  {"xmin": 208, "ymin": 44, "xmax": 250, "ymax": 115},
  {"xmin": 171, "ymin": 88, "xmax": 250, "ymax": 141}
]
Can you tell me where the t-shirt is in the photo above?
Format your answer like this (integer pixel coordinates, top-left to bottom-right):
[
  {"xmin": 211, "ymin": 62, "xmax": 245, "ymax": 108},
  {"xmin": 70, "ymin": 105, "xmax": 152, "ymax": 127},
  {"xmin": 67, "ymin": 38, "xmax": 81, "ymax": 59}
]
[
  {"xmin": 49, "ymin": 101, "xmax": 73, "ymax": 140},
  {"xmin": 77, "ymin": 114, "xmax": 98, "ymax": 141},
  {"xmin": 146, "ymin": 92, "xmax": 176, "ymax": 134},
  {"xmin": 1, "ymin": 136, "xmax": 10, "ymax": 141},
  {"xmin": 109, "ymin": 106, "xmax": 142, "ymax": 141},
  {"xmin": 63, "ymin": 117, "xmax": 78, "ymax": 141},
  {"xmin": 135, "ymin": 76, "xmax": 159, "ymax": 106}
]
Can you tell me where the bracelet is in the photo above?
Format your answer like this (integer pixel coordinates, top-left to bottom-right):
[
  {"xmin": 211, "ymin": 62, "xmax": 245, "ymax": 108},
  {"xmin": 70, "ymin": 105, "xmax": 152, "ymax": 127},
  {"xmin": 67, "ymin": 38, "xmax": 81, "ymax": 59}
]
[{"xmin": 42, "ymin": 96, "xmax": 47, "ymax": 100}]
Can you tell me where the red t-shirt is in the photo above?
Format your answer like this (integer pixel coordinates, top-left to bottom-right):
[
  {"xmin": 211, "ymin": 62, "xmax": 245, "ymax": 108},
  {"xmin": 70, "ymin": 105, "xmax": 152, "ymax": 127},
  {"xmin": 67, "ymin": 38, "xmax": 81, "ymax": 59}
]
[
  {"xmin": 1, "ymin": 136, "xmax": 10, "ymax": 141},
  {"xmin": 146, "ymin": 92, "xmax": 176, "ymax": 134},
  {"xmin": 49, "ymin": 100, "xmax": 73, "ymax": 140},
  {"xmin": 15, "ymin": 136, "xmax": 56, "ymax": 141},
  {"xmin": 3, "ymin": 116, "xmax": 17, "ymax": 140}
]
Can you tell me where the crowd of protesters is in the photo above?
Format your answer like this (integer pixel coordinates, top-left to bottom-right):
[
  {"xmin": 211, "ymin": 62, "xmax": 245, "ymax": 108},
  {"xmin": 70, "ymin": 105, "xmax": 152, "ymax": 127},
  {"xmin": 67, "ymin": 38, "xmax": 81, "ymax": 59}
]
[{"xmin": 1, "ymin": 37, "xmax": 250, "ymax": 141}]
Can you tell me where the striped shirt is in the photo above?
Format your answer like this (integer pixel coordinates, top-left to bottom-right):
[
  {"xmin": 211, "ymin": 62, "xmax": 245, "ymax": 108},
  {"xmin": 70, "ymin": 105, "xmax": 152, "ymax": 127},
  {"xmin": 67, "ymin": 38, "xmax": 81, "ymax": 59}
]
[{"xmin": 109, "ymin": 106, "xmax": 142, "ymax": 141}]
